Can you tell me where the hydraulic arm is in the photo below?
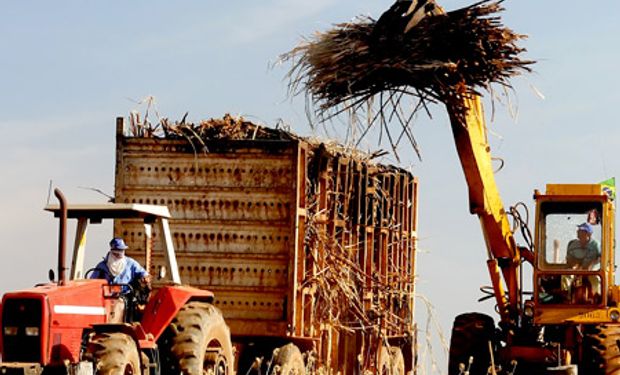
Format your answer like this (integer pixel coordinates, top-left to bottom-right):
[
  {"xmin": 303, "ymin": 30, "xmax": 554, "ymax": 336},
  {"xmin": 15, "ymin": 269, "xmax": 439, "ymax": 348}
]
[{"xmin": 446, "ymin": 94, "xmax": 523, "ymax": 325}]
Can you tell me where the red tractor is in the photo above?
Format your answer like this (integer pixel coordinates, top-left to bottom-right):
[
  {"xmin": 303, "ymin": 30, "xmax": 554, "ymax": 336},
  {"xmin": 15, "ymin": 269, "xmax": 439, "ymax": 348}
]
[{"xmin": 0, "ymin": 189, "xmax": 234, "ymax": 374}]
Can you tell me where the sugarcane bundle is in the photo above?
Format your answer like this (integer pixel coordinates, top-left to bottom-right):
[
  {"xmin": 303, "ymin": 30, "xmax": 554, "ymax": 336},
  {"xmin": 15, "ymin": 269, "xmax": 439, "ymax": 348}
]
[{"xmin": 283, "ymin": 0, "xmax": 533, "ymax": 135}]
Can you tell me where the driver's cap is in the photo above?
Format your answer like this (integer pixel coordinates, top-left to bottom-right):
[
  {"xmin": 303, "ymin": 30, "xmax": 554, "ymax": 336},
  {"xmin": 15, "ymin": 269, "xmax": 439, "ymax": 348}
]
[
  {"xmin": 577, "ymin": 222, "xmax": 593, "ymax": 234},
  {"xmin": 109, "ymin": 237, "xmax": 129, "ymax": 250}
]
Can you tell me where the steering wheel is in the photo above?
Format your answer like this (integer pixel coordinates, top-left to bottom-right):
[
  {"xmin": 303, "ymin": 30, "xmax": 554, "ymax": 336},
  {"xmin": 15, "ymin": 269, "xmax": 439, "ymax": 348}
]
[
  {"xmin": 84, "ymin": 267, "xmax": 134, "ymax": 295},
  {"xmin": 84, "ymin": 267, "xmax": 110, "ymax": 280}
]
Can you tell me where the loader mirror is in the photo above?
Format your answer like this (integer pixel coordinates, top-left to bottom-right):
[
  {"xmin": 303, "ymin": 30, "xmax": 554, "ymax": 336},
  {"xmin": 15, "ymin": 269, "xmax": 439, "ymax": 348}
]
[
  {"xmin": 158, "ymin": 265, "xmax": 167, "ymax": 280},
  {"xmin": 48, "ymin": 269, "xmax": 55, "ymax": 282}
]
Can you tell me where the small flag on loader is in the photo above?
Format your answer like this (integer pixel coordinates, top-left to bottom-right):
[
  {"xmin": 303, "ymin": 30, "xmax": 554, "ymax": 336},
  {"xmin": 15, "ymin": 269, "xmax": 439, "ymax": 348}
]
[{"xmin": 600, "ymin": 177, "xmax": 616, "ymax": 201}]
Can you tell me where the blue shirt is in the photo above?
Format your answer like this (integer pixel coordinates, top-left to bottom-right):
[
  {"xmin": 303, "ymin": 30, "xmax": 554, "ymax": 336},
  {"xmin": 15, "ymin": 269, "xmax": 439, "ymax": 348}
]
[{"xmin": 90, "ymin": 255, "xmax": 148, "ymax": 292}]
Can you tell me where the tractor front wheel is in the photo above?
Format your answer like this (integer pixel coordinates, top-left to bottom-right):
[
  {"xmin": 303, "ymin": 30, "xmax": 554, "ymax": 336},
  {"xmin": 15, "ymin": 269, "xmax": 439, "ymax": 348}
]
[
  {"xmin": 159, "ymin": 301, "xmax": 233, "ymax": 375},
  {"xmin": 448, "ymin": 312, "xmax": 495, "ymax": 375},
  {"xmin": 85, "ymin": 332, "xmax": 141, "ymax": 374}
]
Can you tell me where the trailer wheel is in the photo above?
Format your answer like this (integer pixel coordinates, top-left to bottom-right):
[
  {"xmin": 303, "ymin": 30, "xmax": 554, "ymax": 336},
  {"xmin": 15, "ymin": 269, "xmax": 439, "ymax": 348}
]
[
  {"xmin": 85, "ymin": 332, "xmax": 141, "ymax": 374},
  {"xmin": 270, "ymin": 343, "xmax": 305, "ymax": 375},
  {"xmin": 159, "ymin": 301, "xmax": 233, "ymax": 375},
  {"xmin": 390, "ymin": 347, "xmax": 405, "ymax": 375},
  {"xmin": 448, "ymin": 312, "xmax": 495, "ymax": 375},
  {"xmin": 582, "ymin": 324, "xmax": 620, "ymax": 374}
]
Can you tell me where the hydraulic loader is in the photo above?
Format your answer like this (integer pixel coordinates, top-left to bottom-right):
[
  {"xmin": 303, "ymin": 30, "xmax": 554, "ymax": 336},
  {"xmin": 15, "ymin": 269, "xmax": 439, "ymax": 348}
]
[{"xmin": 446, "ymin": 95, "xmax": 620, "ymax": 374}]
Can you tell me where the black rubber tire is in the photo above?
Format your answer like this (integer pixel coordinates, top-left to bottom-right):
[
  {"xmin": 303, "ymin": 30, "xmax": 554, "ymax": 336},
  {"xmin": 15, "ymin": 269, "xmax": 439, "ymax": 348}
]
[
  {"xmin": 390, "ymin": 347, "xmax": 405, "ymax": 375},
  {"xmin": 159, "ymin": 301, "xmax": 233, "ymax": 375},
  {"xmin": 448, "ymin": 312, "xmax": 495, "ymax": 375},
  {"xmin": 582, "ymin": 324, "xmax": 620, "ymax": 374},
  {"xmin": 270, "ymin": 343, "xmax": 305, "ymax": 375},
  {"xmin": 85, "ymin": 332, "xmax": 141, "ymax": 374}
]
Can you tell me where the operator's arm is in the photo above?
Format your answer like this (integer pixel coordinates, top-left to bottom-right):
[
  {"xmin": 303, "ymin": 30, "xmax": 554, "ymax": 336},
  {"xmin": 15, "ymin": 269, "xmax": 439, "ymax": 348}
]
[
  {"xmin": 89, "ymin": 260, "xmax": 108, "ymax": 279},
  {"xmin": 584, "ymin": 241, "xmax": 601, "ymax": 270},
  {"xmin": 126, "ymin": 257, "xmax": 152, "ymax": 304},
  {"xmin": 126, "ymin": 257, "xmax": 150, "ymax": 285},
  {"xmin": 565, "ymin": 240, "xmax": 579, "ymax": 268}
]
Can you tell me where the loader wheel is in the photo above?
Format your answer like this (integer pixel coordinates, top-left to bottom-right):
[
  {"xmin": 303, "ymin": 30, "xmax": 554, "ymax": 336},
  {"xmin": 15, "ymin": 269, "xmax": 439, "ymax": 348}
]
[
  {"xmin": 390, "ymin": 347, "xmax": 405, "ymax": 375},
  {"xmin": 582, "ymin": 324, "xmax": 620, "ymax": 374},
  {"xmin": 85, "ymin": 332, "xmax": 141, "ymax": 374},
  {"xmin": 159, "ymin": 301, "xmax": 233, "ymax": 375},
  {"xmin": 270, "ymin": 343, "xmax": 305, "ymax": 375},
  {"xmin": 448, "ymin": 312, "xmax": 495, "ymax": 375}
]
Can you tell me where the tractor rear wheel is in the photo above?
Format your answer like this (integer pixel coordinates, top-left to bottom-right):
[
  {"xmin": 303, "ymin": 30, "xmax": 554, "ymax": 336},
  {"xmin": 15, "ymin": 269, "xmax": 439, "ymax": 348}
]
[
  {"xmin": 448, "ymin": 312, "xmax": 495, "ymax": 375},
  {"xmin": 85, "ymin": 332, "xmax": 141, "ymax": 374},
  {"xmin": 582, "ymin": 324, "xmax": 620, "ymax": 374},
  {"xmin": 159, "ymin": 301, "xmax": 233, "ymax": 375},
  {"xmin": 270, "ymin": 343, "xmax": 305, "ymax": 374}
]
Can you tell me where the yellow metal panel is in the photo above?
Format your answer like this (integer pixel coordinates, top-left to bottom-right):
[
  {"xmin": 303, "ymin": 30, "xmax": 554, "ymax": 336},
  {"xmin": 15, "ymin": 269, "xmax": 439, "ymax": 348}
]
[
  {"xmin": 535, "ymin": 306, "xmax": 620, "ymax": 324},
  {"xmin": 610, "ymin": 285, "xmax": 620, "ymax": 305},
  {"xmin": 545, "ymin": 184, "xmax": 603, "ymax": 196},
  {"xmin": 447, "ymin": 95, "xmax": 519, "ymax": 323}
]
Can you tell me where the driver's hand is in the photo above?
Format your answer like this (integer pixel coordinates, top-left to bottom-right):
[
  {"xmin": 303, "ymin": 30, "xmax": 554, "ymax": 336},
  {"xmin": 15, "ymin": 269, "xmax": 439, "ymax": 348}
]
[{"xmin": 139, "ymin": 275, "xmax": 152, "ymax": 289}]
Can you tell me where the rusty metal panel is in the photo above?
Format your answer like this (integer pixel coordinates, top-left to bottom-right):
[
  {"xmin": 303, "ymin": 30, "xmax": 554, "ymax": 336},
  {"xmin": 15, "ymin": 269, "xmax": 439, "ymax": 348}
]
[
  {"xmin": 210, "ymin": 289, "xmax": 287, "ymax": 320},
  {"xmin": 119, "ymin": 218, "xmax": 292, "ymax": 255},
  {"xmin": 114, "ymin": 118, "xmax": 420, "ymax": 365},
  {"xmin": 115, "ymin": 135, "xmax": 300, "ymax": 337}
]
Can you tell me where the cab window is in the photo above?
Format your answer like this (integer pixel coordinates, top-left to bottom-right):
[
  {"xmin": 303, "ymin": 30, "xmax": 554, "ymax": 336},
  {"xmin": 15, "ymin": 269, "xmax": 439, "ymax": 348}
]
[{"xmin": 540, "ymin": 202, "xmax": 602, "ymax": 271}]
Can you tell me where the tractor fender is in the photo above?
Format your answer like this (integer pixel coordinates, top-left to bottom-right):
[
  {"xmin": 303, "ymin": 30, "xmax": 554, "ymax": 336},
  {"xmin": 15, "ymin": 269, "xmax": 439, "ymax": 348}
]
[
  {"xmin": 88, "ymin": 323, "xmax": 141, "ymax": 341},
  {"xmin": 140, "ymin": 285, "xmax": 214, "ymax": 342}
]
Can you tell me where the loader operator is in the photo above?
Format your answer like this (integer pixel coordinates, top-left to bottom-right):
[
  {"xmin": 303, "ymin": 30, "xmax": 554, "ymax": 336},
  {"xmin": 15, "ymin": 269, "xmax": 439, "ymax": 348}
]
[
  {"xmin": 90, "ymin": 237, "xmax": 151, "ymax": 295},
  {"xmin": 566, "ymin": 223, "xmax": 600, "ymax": 271},
  {"xmin": 563, "ymin": 222, "xmax": 602, "ymax": 303}
]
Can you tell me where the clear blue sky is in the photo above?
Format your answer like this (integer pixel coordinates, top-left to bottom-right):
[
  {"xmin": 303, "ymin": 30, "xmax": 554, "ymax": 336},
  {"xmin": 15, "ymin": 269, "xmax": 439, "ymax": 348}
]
[{"xmin": 2, "ymin": 1, "xmax": 619, "ymax": 373}]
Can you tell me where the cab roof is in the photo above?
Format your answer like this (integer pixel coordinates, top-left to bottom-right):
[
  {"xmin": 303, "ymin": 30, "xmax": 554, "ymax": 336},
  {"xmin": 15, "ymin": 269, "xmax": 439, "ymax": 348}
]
[{"xmin": 44, "ymin": 203, "xmax": 171, "ymax": 219}]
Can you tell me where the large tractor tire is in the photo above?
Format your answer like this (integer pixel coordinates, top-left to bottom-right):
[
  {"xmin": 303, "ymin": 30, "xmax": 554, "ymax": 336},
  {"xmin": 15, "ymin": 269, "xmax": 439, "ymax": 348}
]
[
  {"xmin": 448, "ymin": 312, "xmax": 495, "ymax": 375},
  {"xmin": 85, "ymin": 332, "xmax": 141, "ymax": 374},
  {"xmin": 159, "ymin": 301, "xmax": 233, "ymax": 375},
  {"xmin": 582, "ymin": 324, "xmax": 620, "ymax": 374},
  {"xmin": 270, "ymin": 343, "xmax": 305, "ymax": 375}
]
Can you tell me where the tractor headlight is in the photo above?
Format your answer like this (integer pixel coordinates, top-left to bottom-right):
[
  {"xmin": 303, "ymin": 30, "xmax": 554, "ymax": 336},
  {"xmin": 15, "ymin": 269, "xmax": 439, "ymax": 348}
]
[
  {"xmin": 610, "ymin": 309, "xmax": 620, "ymax": 322},
  {"xmin": 3, "ymin": 326, "xmax": 18, "ymax": 336},
  {"xmin": 25, "ymin": 327, "xmax": 39, "ymax": 336}
]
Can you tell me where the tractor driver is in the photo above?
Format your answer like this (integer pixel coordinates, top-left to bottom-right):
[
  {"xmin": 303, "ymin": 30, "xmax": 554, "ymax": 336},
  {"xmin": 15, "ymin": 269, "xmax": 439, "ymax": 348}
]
[
  {"xmin": 90, "ymin": 237, "xmax": 151, "ymax": 293},
  {"xmin": 566, "ymin": 223, "xmax": 601, "ymax": 270}
]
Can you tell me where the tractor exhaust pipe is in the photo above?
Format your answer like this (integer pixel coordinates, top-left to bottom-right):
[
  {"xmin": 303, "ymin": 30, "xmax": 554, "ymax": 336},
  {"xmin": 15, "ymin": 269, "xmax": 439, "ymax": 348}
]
[{"xmin": 54, "ymin": 188, "xmax": 68, "ymax": 286}]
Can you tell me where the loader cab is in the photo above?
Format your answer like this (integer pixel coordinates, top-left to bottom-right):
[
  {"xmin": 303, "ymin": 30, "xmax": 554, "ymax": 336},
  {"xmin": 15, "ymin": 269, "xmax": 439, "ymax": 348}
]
[{"xmin": 532, "ymin": 184, "xmax": 615, "ymax": 319}]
